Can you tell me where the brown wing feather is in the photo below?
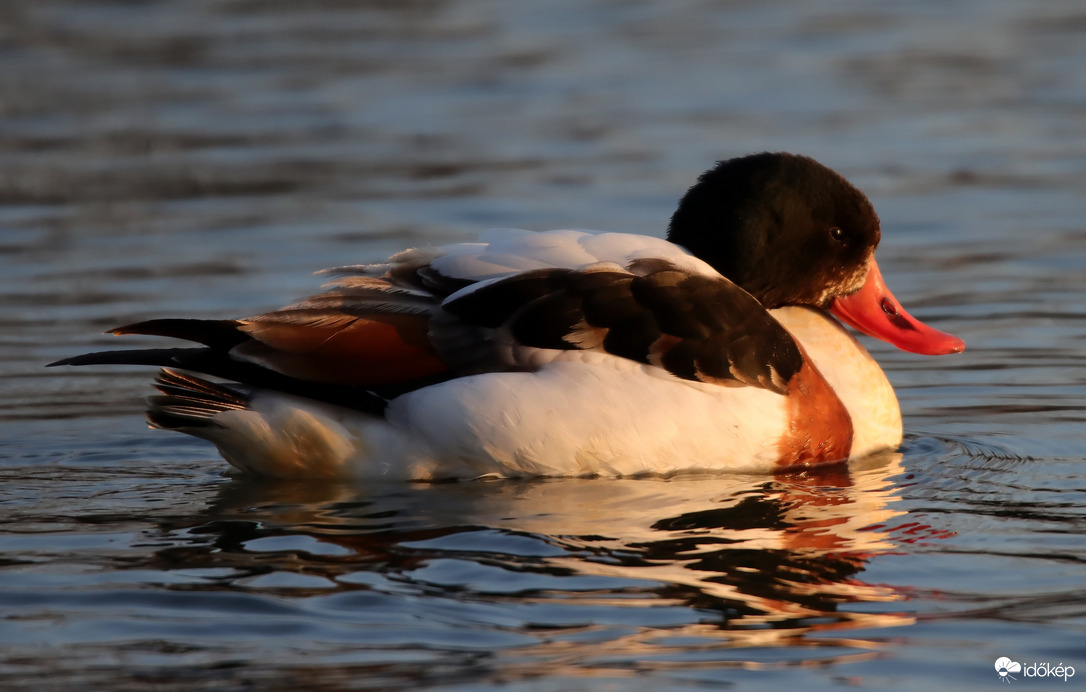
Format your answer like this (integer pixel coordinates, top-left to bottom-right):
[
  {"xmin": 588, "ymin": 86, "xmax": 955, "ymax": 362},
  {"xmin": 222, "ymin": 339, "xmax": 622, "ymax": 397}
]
[
  {"xmin": 104, "ymin": 265, "xmax": 454, "ymax": 388},
  {"xmin": 233, "ymin": 310, "xmax": 448, "ymax": 386}
]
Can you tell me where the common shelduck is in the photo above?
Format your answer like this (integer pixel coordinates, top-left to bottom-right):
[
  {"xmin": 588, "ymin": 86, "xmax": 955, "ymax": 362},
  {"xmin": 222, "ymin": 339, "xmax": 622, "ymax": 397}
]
[{"xmin": 51, "ymin": 152, "xmax": 965, "ymax": 479}]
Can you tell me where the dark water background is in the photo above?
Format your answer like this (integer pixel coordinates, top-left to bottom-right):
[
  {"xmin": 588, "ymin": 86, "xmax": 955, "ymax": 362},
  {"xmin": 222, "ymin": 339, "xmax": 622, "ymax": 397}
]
[{"xmin": 2, "ymin": 1, "xmax": 1085, "ymax": 689}]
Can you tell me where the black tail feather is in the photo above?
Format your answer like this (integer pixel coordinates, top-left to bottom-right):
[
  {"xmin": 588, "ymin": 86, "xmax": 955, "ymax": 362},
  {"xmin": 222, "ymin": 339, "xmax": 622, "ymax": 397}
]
[
  {"xmin": 49, "ymin": 347, "xmax": 392, "ymax": 415},
  {"xmin": 110, "ymin": 318, "xmax": 248, "ymax": 350},
  {"xmin": 147, "ymin": 369, "xmax": 251, "ymax": 431},
  {"xmin": 150, "ymin": 367, "xmax": 250, "ymax": 410},
  {"xmin": 48, "ymin": 348, "xmax": 207, "ymax": 369}
]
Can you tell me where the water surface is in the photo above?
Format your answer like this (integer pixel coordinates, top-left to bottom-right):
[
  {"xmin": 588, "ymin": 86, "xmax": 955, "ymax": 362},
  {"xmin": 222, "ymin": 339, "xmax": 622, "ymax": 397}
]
[{"xmin": 2, "ymin": 1, "xmax": 1085, "ymax": 689}]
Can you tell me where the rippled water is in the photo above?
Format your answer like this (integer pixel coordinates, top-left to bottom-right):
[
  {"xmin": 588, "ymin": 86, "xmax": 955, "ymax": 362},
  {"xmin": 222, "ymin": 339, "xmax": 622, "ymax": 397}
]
[{"xmin": 3, "ymin": 1, "xmax": 1085, "ymax": 689}]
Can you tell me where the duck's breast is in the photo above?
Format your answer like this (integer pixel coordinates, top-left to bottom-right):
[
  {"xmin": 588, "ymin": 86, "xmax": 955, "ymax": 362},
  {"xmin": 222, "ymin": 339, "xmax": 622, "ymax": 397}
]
[{"xmin": 770, "ymin": 305, "xmax": 903, "ymax": 458}]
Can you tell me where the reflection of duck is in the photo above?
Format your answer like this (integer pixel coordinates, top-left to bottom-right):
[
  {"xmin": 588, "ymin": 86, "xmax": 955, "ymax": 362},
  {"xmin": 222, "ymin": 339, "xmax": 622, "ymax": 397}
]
[
  {"xmin": 141, "ymin": 454, "xmax": 937, "ymax": 670},
  {"xmin": 53, "ymin": 153, "xmax": 963, "ymax": 479},
  {"xmin": 455, "ymin": 455, "xmax": 913, "ymax": 635}
]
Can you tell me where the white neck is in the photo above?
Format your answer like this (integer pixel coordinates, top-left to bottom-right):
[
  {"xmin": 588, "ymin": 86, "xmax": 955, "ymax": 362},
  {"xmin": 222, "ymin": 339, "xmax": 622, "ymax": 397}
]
[{"xmin": 770, "ymin": 306, "xmax": 903, "ymax": 457}]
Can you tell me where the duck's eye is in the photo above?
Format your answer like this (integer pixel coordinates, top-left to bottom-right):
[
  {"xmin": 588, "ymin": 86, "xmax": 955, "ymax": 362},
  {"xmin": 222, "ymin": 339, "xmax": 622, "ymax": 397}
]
[{"xmin": 829, "ymin": 227, "xmax": 845, "ymax": 243}]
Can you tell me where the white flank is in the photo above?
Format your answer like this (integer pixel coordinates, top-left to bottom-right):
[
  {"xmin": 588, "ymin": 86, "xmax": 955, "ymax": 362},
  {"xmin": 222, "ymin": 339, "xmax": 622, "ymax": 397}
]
[
  {"xmin": 387, "ymin": 354, "xmax": 790, "ymax": 478},
  {"xmin": 196, "ymin": 353, "xmax": 790, "ymax": 480}
]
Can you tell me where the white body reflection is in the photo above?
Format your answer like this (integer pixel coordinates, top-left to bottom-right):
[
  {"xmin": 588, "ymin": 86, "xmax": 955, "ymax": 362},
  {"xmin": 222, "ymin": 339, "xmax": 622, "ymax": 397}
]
[{"xmin": 183, "ymin": 454, "xmax": 943, "ymax": 675}]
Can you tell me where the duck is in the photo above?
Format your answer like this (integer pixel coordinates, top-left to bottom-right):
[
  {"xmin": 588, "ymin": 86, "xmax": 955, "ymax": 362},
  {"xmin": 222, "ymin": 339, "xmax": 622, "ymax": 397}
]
[{"xmin": 50, "ymin": 152, "xmax": 965, "ymax": 480}]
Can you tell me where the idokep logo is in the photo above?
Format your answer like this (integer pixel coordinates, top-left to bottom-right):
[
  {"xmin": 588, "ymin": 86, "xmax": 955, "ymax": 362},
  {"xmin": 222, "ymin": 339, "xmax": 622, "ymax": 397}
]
[
  {"xmin": 995, "ymin": 657, "xmax": 1076, "ymax": 683},
  {"xmin": 996, "ymin": 657, "xmax": 1022, "ymax": 683}
]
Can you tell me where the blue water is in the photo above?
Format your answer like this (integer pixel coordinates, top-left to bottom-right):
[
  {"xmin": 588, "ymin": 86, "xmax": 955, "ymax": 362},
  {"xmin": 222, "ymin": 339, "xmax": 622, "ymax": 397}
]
[{"xmin": 2, "ymin": 1, "xmax": 1085, "ymax": 689}]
